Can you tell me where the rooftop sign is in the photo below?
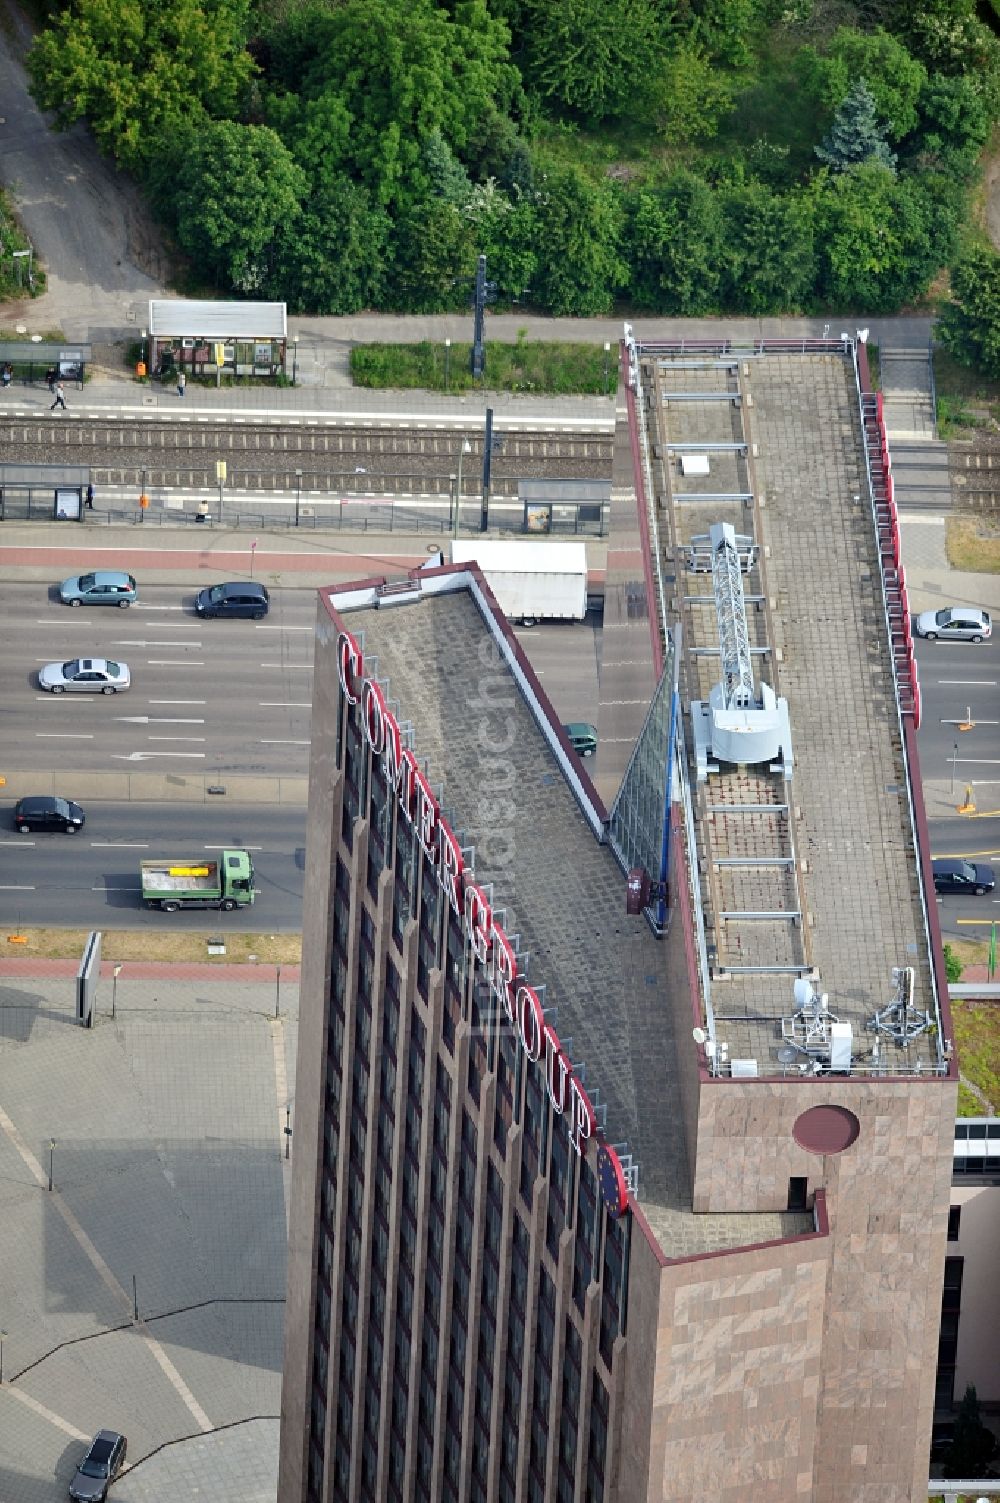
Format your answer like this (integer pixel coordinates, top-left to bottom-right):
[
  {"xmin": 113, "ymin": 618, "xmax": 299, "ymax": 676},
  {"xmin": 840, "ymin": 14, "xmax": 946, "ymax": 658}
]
[{"xmin": 338, "ymin": 628, "xmax": 630, "ymax": 1217}]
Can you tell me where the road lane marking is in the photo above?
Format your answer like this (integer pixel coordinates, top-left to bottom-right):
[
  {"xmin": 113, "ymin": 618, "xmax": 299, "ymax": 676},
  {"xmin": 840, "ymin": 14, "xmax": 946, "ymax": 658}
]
[
  {"xmin": 116, "ymin": 716, "xmax": 205, "ymax": 724},
  {"xmin": 110, "ymin": 751, "xmax": 206, "ymax": 761},
  {"xmin": 256, "ymin": 624, "xmax": 313, "ymax": 631},
  {"xmin": 115, "ymin": 639, "xmax": 203, "ymax": 647},
  {"xmin": 34, "ymin": 732, "xmax": 95, "ymax": 739},
  {"xmin": 260, "ymin": 662, "xmax": 311, "ymax": 668},
  {"xmin": 3, "ymin": 1386, "xmax": 89, "ymax": 1440},
  {"xmin": 258, "ymin": 702, "xmax": 311, "ymax": 708},
  {"xmin": 0, "ymin": 883, "xmax": 35, "ymax": 889},
  {"xmin": 149, "ymin": 699, "xmax": 207, "ymax": 704},
  {"xmin": 260, "ymin": 738, "xmax": 311, "ymax": 745},
  {"xmin": 938, "ymin": 680, "xmax": 997, "ymax": 686},
  {"xmin": 204, "ymin": 843, "xmax": 263, "ymax": 850},
  {"xmin": 147, "ymin": 735, "xmax": 207, "ymax": 742},
  {"xmin": 146, "ymin": 659, "xmax": 205, "ymax": 666},
  {"xmin": 0, "ymin": 840, "xmax": 34, "ymax": 846},
  {"xmin": 90, "ymin": 841, "xmax": 149, "ymax": 848}
]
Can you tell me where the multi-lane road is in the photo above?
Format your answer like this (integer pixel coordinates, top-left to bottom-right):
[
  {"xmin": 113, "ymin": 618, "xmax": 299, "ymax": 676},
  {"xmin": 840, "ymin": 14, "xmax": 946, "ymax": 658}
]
[
  {"xmin": 0, "ymin": 580, "xmax": 316, "ymax": 777},
  {"xmin": 915, "ymin": 630, "xmax": 1000, "ymax": 941},
  {"xmin": 0, "ymin": 802, "xmax": 307, "ymax": 929},
  {"xmin": 0, "ymin": 582, "xmax": 604, "ymax": 928}
]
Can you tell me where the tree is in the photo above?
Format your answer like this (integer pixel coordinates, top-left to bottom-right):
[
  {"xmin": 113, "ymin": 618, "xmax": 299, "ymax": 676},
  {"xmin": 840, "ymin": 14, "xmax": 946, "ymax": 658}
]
[
  {"xmin": 423, "ymin": 130, "xmax": 473, "ymax": 206},
  {"xmin": 815, "ymin": 79, "xmax": 897, "ymax": 173},
  {"xmin": 462, "ymin": 181, "xmax": 538, "ymax": 306},
  {"xmin": 520, "ymin": 0, "xmax": 662, "ymax": 121},
  {"xmin": 385, "ymin": 197, "xmax": 475, "ymax": 313},
  {"xmin": 811, "ymin": 163, "xmax": 943, "ymax": 312},
  {"xmin": 798, "ymin": 27, "xmax": 926, "ymax": 140},
  {"xmin": 939, "ymin": 247, "xmax": 1000, "ymax": 379},
  {"xmin": 645, "ymin": 45, "xmax": 734, "ymax": 146},
  {"xmin": 943, "ymin": 1385, "xmax": 997, "ymax": 1478},
  {"xmin": 270, "ymin": 177, "xmax": 390, "ymax": 314},
  {"xmin": 718, "ymin": 182, "xmax": 816, "ymax": 315},
  {"xmin": 28, "ymin": 0, "xmax": 255, "ymax": 173},
  {"xmin": 914, "ymin": 72, "xmax": 991, "ymax": 175},
  {"xmin": 284, "ymin": 0, "xmax": 516, "ymax": 212},
  {"xmin": 157, "ymin": 121, "xmax": 307, "ymax": 293},
  {"xmin": 529, "ymin": 160, "xmax": 625, "ymax": 315},
  {"xmin": 627, "ymin": 171, "xmax": 724, "ymax": 314}
]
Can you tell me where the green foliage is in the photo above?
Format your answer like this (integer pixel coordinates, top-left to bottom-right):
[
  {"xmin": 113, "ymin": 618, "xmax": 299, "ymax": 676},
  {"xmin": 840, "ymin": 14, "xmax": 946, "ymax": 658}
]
[
  {"xmin": 815, "ymin": 79, "xmax": 897, "ymax": 173},
  {"xmin": 350, "ymin": 339, "xmax": 612, "ymax": 394},
  {"xmin": 155, "ymin": 121, "xmax": 307, "ymax": 294},
  {"xmin": 462, "ymin": 182, "xmax": 538, "ymax": 305},
  {"xmin": 950, "ymin": 994, "xmax": 1000, "ymax": 1114},
  {"xmin": 942, "ymin": 942, "xmax": 963, "ymax": 982},
  {"xmin": 519, "ymin": 0, "xmax": 662, "ymax": 122},
  {"xmin": 646, "ymin": 46, "xmax": 735, "ymax": 146},
  {"xmin": 939, "ymin": 247, "xmax": 1000, "ymax": 380},
  {"xmin": 718, "ymin": 180, "xmax": 816, "ymax": 313},
  {"xmin": 812, "ymin": 163, "xmax": 952, "ymax": 311},
  {"xmin": 628, "ymin": 171, "xmax": 724, "ymax": 313},
  {"xmin": 943, "ymin": 1385, "xmax": 997, "ymax": 1478},
  {"xmin": 385, "ymin": 200, "xmax": 475, "ymax": 314},
  {"xmin": 798, "ymin": 27, "xmax": 926, "ymax": 139},
  {"xmin": 282, "ymin": 0, "xmax": 516, "ymax": 211},
  {"xmin": 27, "ymin": 0, "xmax": 255, "ymax": 172},
  {"xmin": 271, "ymin": 176, "xmax": 390, "ymax": 314},
  {"xmin": 529, "ymin": 159, "xmax": 626, "ymax": 315}
]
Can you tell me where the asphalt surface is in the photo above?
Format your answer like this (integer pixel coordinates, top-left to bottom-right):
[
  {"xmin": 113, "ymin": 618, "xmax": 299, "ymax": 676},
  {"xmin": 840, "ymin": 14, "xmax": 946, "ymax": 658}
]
[{"xmin": 0, "ymin": 802, "xmax": 307, "ymax": 931}]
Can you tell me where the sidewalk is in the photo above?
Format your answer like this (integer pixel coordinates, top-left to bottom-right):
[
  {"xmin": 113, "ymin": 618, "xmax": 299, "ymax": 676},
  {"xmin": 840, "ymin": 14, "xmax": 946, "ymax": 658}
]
[{"xmin": 0, "ymin": 967, "xmax": 298, "ymax": 1503}]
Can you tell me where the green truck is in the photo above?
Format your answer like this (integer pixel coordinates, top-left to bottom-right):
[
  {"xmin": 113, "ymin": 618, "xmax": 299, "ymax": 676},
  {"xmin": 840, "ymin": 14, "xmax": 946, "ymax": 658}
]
[{"xmin": 140, "ymin": 850, "xmax": 256, "ymax": 912}]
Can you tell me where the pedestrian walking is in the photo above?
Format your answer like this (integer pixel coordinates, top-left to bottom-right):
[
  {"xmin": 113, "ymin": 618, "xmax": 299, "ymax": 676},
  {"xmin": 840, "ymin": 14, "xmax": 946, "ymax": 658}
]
[
  {"xmin": 2, "ymin": 362, "xmax": 12, "ymax": 388},
  {"xmin": 46, "ymin": 366, "xmax": 56, "ymax": 394},
  {"xmin": 50, "ymin": 381, "xmax": 66, "ymax": 411},
  {"xmin": 177, "ymin": 371, "xmax": 186, "ymax": 398},
  {"xmin": 85, "ymin": 484, "xmax": 95, "ymax": 509}
]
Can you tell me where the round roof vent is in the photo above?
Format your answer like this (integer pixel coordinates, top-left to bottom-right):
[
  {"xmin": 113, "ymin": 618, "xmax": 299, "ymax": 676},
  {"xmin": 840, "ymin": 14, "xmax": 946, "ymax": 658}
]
[{"xmin": 793, "ymin": 1104, "xmax": 860, "ymax": 1155}]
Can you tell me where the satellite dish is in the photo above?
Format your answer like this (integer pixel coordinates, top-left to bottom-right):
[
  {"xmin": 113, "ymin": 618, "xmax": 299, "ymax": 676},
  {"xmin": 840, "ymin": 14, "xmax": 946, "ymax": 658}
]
[
  {"xmin": 692, "ymin": 1027, "xmax": 707, "ymax": 1045},
  {"xmin": 793, "ymin": 978, "xmax": 813, "ymax": 1010}
]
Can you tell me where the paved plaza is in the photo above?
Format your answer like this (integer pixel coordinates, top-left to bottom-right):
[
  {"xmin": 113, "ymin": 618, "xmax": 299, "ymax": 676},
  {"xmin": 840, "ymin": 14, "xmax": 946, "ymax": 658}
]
[{"xmin": 0, "ymin": 963, "xmax": 297, "ymax": 1503}]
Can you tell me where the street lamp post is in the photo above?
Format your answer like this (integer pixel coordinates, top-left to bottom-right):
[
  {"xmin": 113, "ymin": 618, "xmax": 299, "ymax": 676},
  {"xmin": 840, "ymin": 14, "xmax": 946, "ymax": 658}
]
[
  {"xmin": 444, "ymin": 338, "xmax": 451, "ymax": 390},
  {"xmin": 453, "ymin": 439, "xmax": 472, "ymax": 540},
  {"xmin": 275, "ymin": 963, "xmax": 282, "ymax": 1019},
  {"xmin": 285, "ymin": 1103, "xmax": 292, "ymax": 1160},
  {"xmin": 112, "ymin": 963, "xmax": 122, "ymax": 1020},
  {"xmin": 603, "ymin": 341, "xmax": 611, "ymax": 394},
  {"xmin": 0, "ymin": 1329, "xmax": 6, "ymax": 1384},
  {"xmin": 294, "ymin": 469, "xmax": 303, "ymax": 528},
  {"xmin": 292, "ymin": 334, "xmax": 300, "ymax": 385},
  {"xmin": 140, "ymin": 465, "xmax": 147, "ymax": 522},
  {"xmin": 48, "ymin": 1138, "xmax": 55, "ymax": 1192},
  {"xmin": 140, "ymin": 329, "xmax": 147, "ymax": 373}
]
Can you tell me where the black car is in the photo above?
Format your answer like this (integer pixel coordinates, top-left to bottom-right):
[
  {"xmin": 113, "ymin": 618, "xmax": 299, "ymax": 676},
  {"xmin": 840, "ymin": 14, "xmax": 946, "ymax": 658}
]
[
  {"xmin": 14, "ymin": 795, "xmax": 85, "ymax": 834},
  {"xmin": 69, "ymin": 1430, "xmax": 126, "ymax": 1502},
  {"xmin": 195, "ymin": 581, "xmax": 270, "ymax": 620},
  {"xmin": 931, "ymin": 858, "xmax": 996, "ymax": 896}
]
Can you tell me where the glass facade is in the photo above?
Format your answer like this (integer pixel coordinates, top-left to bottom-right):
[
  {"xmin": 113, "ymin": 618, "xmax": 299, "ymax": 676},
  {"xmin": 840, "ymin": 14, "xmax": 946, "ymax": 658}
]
[
  {"xmin": 305, "ymin": 677, "xmax": 629, "ymax": 1502},
  {"xmin": 608, "ymin": 641, "xmax": 677, "ymax": 931}
]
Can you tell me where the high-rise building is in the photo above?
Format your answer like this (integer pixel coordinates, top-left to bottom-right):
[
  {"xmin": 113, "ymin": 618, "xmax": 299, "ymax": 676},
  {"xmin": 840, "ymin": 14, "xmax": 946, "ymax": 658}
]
[{"xmin": 279, "ymin": 335, "xmax": 957, "ymax": 1503}]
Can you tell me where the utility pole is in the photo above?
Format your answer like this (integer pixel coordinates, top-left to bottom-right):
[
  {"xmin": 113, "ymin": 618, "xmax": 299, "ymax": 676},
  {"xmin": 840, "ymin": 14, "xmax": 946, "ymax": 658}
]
[
  {"xmin": 470, "ymin": 256, "xmax": 496, "ymax": 384},
  {"xmin": 481, "ymin": 408, "xmax": 503, "ymax": 533}
]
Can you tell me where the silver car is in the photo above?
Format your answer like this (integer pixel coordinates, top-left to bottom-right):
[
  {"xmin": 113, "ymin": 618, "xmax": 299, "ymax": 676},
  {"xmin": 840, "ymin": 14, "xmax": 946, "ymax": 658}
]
[
  {"xmin": 914, "ymin": 606, "xmax": 991, "ymax": 643},
  {"xmin": 39, "ymin": 657, "xmax": 131, "ymax": 694},
  {"xmin": 59, "ymin": 570, "xmax": 137, "ymax": 607}
]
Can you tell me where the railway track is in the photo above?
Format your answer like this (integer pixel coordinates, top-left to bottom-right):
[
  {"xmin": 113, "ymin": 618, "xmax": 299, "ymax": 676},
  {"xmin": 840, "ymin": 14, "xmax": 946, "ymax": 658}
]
[{"xmin": 0, "ymin": 413, "xmax": 613, "ymax": 500}]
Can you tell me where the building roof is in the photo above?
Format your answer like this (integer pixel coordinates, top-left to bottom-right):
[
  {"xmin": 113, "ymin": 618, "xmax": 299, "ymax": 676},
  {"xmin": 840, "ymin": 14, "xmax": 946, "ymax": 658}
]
[
  {"xmin": 148, "ymin": 300, "xmax": 287, "ymax": 339},
  {"xmin": 633, "ymin": 341, "xmax": 946, "ymax": 1079},
  {"xmin": 323, "ymin": 565, "xmax": 812, "ymax": 1257}
]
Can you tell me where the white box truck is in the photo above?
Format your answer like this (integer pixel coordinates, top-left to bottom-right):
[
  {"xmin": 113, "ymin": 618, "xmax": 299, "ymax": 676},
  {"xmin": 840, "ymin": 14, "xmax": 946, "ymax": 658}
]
[{"xmin": 449, "ymin": 540, "xmax": 587, "ymax": 625}]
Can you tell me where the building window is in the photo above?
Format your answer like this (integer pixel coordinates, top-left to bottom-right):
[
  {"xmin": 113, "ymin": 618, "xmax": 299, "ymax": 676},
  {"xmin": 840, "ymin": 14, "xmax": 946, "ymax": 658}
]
[{"xmin": 947, "ymin": 1205, "xmax": 961, "ymax": 1241}]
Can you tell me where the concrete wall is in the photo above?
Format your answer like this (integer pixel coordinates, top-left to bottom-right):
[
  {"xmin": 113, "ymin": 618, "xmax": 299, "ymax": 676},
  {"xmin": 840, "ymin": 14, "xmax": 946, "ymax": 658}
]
[
  {"xmin": 649, "ymin": 1235, "xmax": 829, "ymax": 1502},
  {"xmin": 693, "ymin": 1075, "xmax": 957, "ymax": 1500},
  {"xmin": 952, "ymin": 1183, "xmax": 1000, "ymax": 1405}
]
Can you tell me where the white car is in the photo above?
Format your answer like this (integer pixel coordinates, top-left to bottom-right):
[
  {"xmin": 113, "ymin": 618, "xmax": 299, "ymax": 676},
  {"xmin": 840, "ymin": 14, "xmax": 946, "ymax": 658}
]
[
  {"xmin": 39, "ymin": 657, "xmax": 131, "ymax": 694},
  {"xmin": 914, "ymin": 607, "xmax": 991, "ymax": 644}
]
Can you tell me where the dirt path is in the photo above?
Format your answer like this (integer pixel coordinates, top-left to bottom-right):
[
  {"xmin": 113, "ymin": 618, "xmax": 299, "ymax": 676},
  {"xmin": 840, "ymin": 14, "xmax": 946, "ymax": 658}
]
[{"xmin": 0, "ymin": 0, "xmax": 173, "ymax": 339}]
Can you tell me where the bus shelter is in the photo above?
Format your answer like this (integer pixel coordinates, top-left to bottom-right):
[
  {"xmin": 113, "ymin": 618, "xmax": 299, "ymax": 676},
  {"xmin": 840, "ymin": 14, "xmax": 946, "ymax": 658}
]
[
  {"xmin": 0, "ymin": 463, "xmax": 90, "ymax": 521},
  {"xmin": 147, "ymin": 300, "xmax": 287, "ymax": 382},
  {"xmin": 0, "ymin": 341, "xmax": 91, "ymax": 387}
]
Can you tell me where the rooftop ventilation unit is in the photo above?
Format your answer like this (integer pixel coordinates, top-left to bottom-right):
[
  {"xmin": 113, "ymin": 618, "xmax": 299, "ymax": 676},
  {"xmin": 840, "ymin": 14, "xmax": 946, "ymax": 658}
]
[{"xmin": 690, "ymin": 521, "xmax": 793, "ymax": 781}]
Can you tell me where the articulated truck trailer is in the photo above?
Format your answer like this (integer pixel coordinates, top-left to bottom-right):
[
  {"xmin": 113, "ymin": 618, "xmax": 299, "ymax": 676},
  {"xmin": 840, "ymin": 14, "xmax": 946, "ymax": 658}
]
[{"xmin": 140, "ymin": 850, "xmax": 256, "ymax": 912}]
